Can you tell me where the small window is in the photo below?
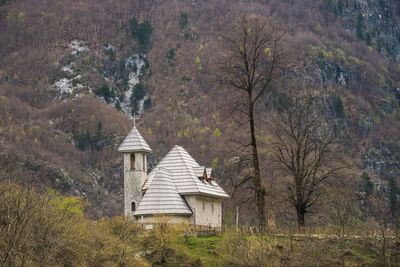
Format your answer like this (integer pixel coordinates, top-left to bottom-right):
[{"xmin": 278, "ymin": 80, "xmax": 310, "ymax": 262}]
[
  {"xmin": 212, "ymin": 202, "xmax": 214, "ymax": 213},
  {"xmin": 202, "ymin": 201, "xmax": 205, "ymax": 211},
  {"xmin": 131, "ymin": 202, "xmax": 136, "ymax": 212},
  {"xmin": 143, "ymin": 153, "xmax": 146, "ymax": 171},
  {"xmin": 130, "ymin": 153, "xmax": 135, "ymax": 170}
]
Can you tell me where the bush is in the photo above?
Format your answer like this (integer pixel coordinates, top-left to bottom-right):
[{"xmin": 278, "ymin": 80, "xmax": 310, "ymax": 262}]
[{"xmin": 0, "ymin": 182, "xmax": 149, "ymax": 266}]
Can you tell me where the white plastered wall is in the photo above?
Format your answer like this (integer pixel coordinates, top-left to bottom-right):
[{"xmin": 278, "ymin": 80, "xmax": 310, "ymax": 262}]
[{"xmin": 184, "ymin": 195, "xmax": 222, "ymax": 228}]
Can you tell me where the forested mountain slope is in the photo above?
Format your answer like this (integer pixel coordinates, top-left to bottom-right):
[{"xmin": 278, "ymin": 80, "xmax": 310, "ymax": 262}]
[{"xmin": 0, "ymin": 0, "xmax": 399, "ymax": 223}]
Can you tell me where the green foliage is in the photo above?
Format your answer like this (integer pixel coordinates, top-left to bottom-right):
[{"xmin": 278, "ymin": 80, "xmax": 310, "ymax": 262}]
[
  {"xmin": 140, "ymin": 218, "xmax": 194, "ymax": 265},
  {"xmin": 130, "ymin": 18, "xmax": 153, "ymax": 50},
  {"xmin": 130, "ymin": 18, "xmax": 139, "ymax": 37},
  {"xmin": 356, "ymin": 13, "xmax": 364, "ymax": 40},
  {"xmin": 74, "ymin": 129, "xmax": 91, "ymax": 151},
  {"xmin": 49, "ymin": 192, "xmax": 86, "ymax": 216},
  {"xmin": 337, "ymin": 0, "xmax": 344, "ymax": 15},
  {"xmin": 388, "ymin": 176, "xmax": 400, "ymax": 215},
  {"xmin": 333, "ymin": 93, "xmax": 345, "ymax": 118},
  {"xmin": 213, "ymin": 128, "xmax": 221, "ymax": 137},
  {"xmin": 94, "ymin": 84, "xmax": 115, "ymax": 103},
  {"xmin": 179, "ymin": 12, "xmax": 189, "ymax": 29},
  {"xmin": 104, "ymin": 46, "xmax": 116, "ymax": 60},
  {"xmin": 71, "ymin": 78, "xmax": 80, "ymax": 86},
  {"xmin": 366, "ymin": 32, "xmax": 372, "ymax": 45},
  {"xmin": 143, "ymin": 57, "xmax": 150, "ymax": 69},
  {"xmin": 377, "ymin": 38, "xmax": 384, "ymax": 52},
  {"xmin": 166, "ymin": 48, "xmax": 175, "ymax": 60},
  {"xmin": 115, "ymin": 99, "xmax": 122, "ymax": 111},
  {"xmin": 0, "ymin": 182, "xmax": 149, "ymax": 266},
  {"xmin": 211, "ymin": 157, "xmax": 219, "ymax": 170},
  {"xmin": 118, "ymin": 59, "xmax": 129, "ymax": 85},
  {"xmin": 72, "ymin": 122, "xmax": 114, "ymax": 151},
  {"xmin": 144, "ymin": 97, "xmax": 152, "ymax": 110},
  {"xmin": 131, "ymin": 82, "xmax": 146, "ymax": 101},
  {"xmin": 361, "ymin": 172, "xmax": 374, "ymax": 197}
]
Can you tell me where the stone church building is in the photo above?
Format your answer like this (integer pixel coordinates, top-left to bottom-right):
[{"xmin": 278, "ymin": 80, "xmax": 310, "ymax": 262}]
[{"xmin": 118, "ymin": 125, "xmax": 229, "ymax": 228}]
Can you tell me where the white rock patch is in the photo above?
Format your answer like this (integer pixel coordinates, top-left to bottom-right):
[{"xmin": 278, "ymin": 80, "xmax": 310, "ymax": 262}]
[
  {"xmin": 121, "ymin": 55, "xmax": 146, "ymax": 117},
  {"xmin": 69, "ymin": 40, "xmax": 88, "ymax": 55}
]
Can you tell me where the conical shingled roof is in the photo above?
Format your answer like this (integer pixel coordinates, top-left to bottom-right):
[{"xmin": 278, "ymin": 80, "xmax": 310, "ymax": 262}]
[
  {"xmin": 143, "ymin": 145, "xmax": 229, "ymax": 198},
  {"xmin": 118, "ymin": 126, "xmax": 152, "ymax": 152},
  {"xmin": 134, "ymin": 168, "xmax": 193, "ymax": 216}
]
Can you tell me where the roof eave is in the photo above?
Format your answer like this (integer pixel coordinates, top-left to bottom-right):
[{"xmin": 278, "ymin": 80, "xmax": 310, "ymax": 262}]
[
  {"xmin": 180, "ymin": 192, "xmax": 230, "ymax": 199},
  {"xmin": 117, "ymin": 148, "xmax": 152, "ymax": 153}
]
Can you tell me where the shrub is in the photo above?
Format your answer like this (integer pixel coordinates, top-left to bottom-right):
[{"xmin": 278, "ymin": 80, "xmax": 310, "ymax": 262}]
[{"xmin": 0, "ymin": 182, "xmax": 149, "ymax": 266}]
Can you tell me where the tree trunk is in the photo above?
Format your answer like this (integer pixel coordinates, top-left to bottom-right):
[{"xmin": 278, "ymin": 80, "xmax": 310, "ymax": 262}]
[
  {"xmin": 249, "ymin": 100, "xmax": 266, "ymax": 229},
  {"xmin": 296, "ymin": 206, "xmax": 305, "ymax": 228}
]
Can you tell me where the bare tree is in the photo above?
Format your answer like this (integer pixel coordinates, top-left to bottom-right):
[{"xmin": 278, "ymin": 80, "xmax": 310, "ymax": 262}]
[
  {"xmin": 219, "ymin": 15, "xmax": 286, "ymax": 228},
  {"xmin": 272, "ymin": 89, "xmax": 342, "ymax": 227},
  {"xmin": 367, "ymin": 191, "xmax": 395, "ymax": 266}
]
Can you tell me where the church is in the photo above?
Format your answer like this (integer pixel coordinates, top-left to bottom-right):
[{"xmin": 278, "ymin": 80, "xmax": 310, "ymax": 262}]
[{"xmin": 118, "ymin": 125, "xmax": 229, "ymax": 228}]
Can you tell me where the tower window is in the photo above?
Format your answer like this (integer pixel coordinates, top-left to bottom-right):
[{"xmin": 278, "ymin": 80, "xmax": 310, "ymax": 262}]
[
  {"xmin": 130, "ymin": 153, "xmax": 135, "ymax": 170},
  {"xmin": 202, "ymin": 201, "xmax": 205, "ymax": 211},
  {"xmin": 143, "ymin": 153, "xmax": 146, "ymax": 171},
  {"xmin": 131, "ymin": 202, "xmax": 136, "ymax": 212},
  {"xmin": 212, "ymin": 202, "xmax": 214, "ymax": 213}
]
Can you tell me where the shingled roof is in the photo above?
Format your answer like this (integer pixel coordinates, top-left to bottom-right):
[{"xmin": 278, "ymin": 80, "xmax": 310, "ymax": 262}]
[
  {"xmin": 118, "ymin": 126, "xmax": 152, "ymax": 152},
  {"xmin": 143, "ymin": 145, "xmax": 229, "ymax": 198},
  {"xmin": 134, "ymin": 168, "xmax": 193, "ymax": 216}
]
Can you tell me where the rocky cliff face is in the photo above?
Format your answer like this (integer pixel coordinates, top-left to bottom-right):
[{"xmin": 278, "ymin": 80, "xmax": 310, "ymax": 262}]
[{"xmin": 338, "ymin": 0, "xmax": 400, "ymax": 61}]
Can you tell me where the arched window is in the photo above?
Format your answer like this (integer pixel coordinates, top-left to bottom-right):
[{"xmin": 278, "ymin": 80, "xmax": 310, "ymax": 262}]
[
  {"xmin": 130, "ymin": 153, "xmax": 135, "ymax": 170},
  {"xmin": 131, "ymin": 202, "xmax": 136, "ymax": 212}
]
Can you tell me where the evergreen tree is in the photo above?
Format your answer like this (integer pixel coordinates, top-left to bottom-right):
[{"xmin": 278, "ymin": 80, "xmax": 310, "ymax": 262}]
[
  {"xmin": 388, "ymin": 176, "xmax": 399, "ymax": 215},
  {"xmin": 337, "ymin": 0, "xmax": 344, "ymax": 15},
  {"xmin": 179, "ymin": 12, "xmax": 188, "ymax": 29},
  {"xmin": 356, "ymin": 13, "xmax": 364, "ymax": 39},
  {"xmin": 361, "ymin": 172, "xmax": 374, "ymax": 197},
  {"xmin": 366, "ymin": 32, "xmax": 372, "ymax": 45}
]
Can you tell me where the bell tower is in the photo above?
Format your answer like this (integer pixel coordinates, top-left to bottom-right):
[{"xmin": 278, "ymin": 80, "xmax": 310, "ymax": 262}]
[{"xmin": 118, "ymin": 123, "xmax": 152, "ymax": 218}]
